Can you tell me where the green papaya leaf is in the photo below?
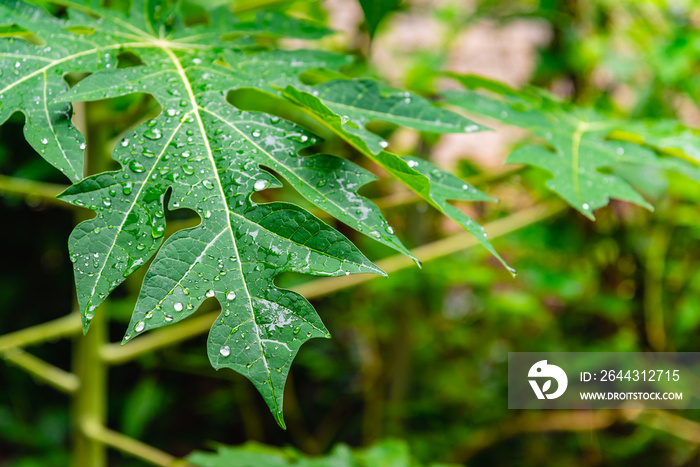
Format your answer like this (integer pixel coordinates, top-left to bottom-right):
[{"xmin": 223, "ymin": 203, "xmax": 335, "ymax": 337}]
[
  {"xmin": 443, "ymin": 74, "xmax": 700, "ymax": 219},
  {"xmin": 402, "ymin": 156, "xmax": 512, "ymax": 273},
  {"xmin": 284, "ymin": 79, "xmax": 487, "ymax": 155},
  {"xmin": 0, "ymin": 0, "xmax": 397, "ymax": 427},
  {"xmin": 281, "ymin": 80, "xmax": 511, "ymax": 271}
]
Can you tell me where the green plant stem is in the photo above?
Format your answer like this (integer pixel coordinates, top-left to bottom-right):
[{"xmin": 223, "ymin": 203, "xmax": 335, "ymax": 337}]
[
  {"xmin": 72, "ymin": 308, "xmax": 108, "ymax": 467},
  {"xmin": 0, "ymin": 312, "xmax": 81, "ymax": 352},
  {"xmin": 72, "ymin": 100, "xmax": 109, "ymax": 467},
  {"xmin": 644, "ymin": 222, "xmax": 671, "ymax": 351},
  {"xmin": 0, "ymin": 175, "xmax": 72, "ymax": 208},
  {"xmin": 2, "ymin": 348, "xmax": 79, "ymax": 393},
  {"xmin": 297, "ymin": 200, "xmax": 567, "ymax": 298},
  {"xmin": 81, "ymin": 420, "xmax": 180, "ymax": 467}
]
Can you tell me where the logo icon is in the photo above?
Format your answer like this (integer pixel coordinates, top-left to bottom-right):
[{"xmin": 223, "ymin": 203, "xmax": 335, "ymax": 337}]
[{"xmin": 528, "ymin": 360, "xmax": 568, "ymax": 399}]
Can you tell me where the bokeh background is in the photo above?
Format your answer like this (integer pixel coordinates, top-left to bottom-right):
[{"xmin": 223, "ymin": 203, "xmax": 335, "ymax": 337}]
[{"xmin": 2, "ymin": 0, "xmax": 700, "ymax": 465}]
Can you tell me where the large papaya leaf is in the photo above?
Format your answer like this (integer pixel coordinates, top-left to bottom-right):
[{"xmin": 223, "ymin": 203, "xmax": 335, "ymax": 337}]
[
  {"xmin": 0, "ymin": 0, "xmax": 401, "ymax": 427},
  {"xmin": 443, "ymin": 75, "xmax": 700, "ymax": 219},
  {"xmin": 280, "ymin": 81, "xmax": 512, "ymax": 271}
]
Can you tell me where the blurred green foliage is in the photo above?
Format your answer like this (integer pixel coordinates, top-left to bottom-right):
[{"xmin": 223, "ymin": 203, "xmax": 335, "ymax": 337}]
[{"xmin": 3, "ymin": 0, "xmax": 700, "ymax": 466}]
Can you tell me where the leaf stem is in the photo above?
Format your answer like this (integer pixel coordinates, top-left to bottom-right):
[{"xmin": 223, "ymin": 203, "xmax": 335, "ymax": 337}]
[
  {"xmin": 101, "ymin": 310, "xmax": 217, "ymax": 365},
  {"xmin": 81, "ymin": 420, "xmax": 180, "ymax": 467},
  {"xmin": 72, "ymin": 307, "xmax": 108, "ymax": 467},
  {"xmin": 644, "ymin": 221, "xmax": 671, "ymax": 350},
  {"xmin": 298, "ymin": 200, "xmax": 568, "ymax": 299},
  {"xmin": 0, "ymin": 174, "xmax": 73, "ymax": 208},
  {"xmin": 2, "ymin": 348, "xmax": 79, "ymax": 393},
  {"xmin": 71, "ymin": 100, "xmax": 110, "ymax": 467},
  {"xmin": 0, "ymin": 313, "xmax": 81, "ymax": 352}
]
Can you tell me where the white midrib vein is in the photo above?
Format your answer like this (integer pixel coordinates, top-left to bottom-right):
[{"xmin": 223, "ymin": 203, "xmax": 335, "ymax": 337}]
[
  {"xmin": 0, "ymin": 39, "xmax": 209, "ymax": 97},
  {"xmin": 42, "ymin": 70, "xmax": 79, "ymax": 181},
  {"xmin": 162, "ymin": 46, "xmax": 279, "ymax": 413}
]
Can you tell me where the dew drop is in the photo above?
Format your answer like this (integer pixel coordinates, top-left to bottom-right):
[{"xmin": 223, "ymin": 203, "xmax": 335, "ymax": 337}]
[
  {"xmin": 135, "ymin": 321, "xmax": 145, "ymax": 332},
  {"xmin": 40, "ymin": 138, "xmax": 48, "ymax": 145},
  {"xmin": 379, "ymin": 140, "xmax": 389, "ymax": 148},
  {"xmin": 227, "ymin": 291, "xmax": 236, "ymax": 300},
  {"xmin": 164, "ymin": 315, "xmax": 173, "ymax": 322},
  {"xmin": 129, "ymin": 160, "xmax": 146, "ymax": 173},
  {"xmin": 582, "ymin": 203, "xmax": 590, "ymax": 210},
  {"xmin": 144, "ymin": 128, "xmax": 162, "ymax": 140},
  {"xmin": 173, "ymin": 302, "xmax": 183, "ymax": 311},
  {"xmin": 206, "ymin": 289, "xmax": 215, "ymax": 298},
  {"xmin": 254, "ymin": 179, "xmax": 269, "ymax": 191},
  {"xmin": 121, "ymin": 138, "xmax": 129, "ymax": 147},
  {"xmin": 219, "ymin": 345, "xmax": 230, "ymax": 356}
]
